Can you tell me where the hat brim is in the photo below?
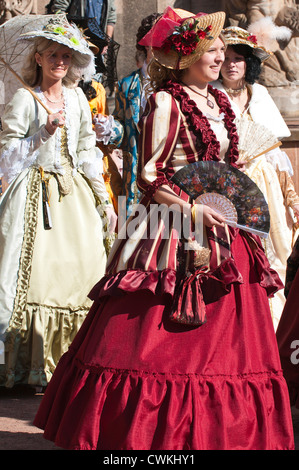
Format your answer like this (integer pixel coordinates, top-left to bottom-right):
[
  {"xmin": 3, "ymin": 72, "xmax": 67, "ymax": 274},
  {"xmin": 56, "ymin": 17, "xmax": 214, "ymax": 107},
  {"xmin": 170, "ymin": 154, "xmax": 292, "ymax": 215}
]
[
  {"xmin": 224, "ymin": 37, "xmax": 271, "ymax": 62},
  {"xmin": 152, "ymin": 10, "xmax": 226, "ymax": 70},
  {"xmin": 222, "ymin": 27, "xmax": 272, "ymax": 62},
  {"xmin": 19, "ymin": 30, "xmax": 94, "ymax": 61}
]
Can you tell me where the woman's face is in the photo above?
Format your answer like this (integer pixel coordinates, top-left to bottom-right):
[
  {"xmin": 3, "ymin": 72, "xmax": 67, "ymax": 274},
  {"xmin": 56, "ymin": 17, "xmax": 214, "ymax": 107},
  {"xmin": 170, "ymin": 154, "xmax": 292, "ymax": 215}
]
[
  {"xmin": 35, "ymin": 45, "xmax": 72, "ymax": 83},
  {"xmin": 221, "ymin": 46, "xmax": 246, "ymax": 85},
  {"xmin": 183, "ymin": 37, "xmax": 226, "ymax": 85}
]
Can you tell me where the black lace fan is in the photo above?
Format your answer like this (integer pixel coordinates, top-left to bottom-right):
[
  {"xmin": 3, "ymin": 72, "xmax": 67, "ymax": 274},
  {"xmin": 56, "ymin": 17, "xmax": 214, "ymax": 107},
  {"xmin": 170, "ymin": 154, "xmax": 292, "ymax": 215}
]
[{"xmin": 171, "ymin": 161, "xmax": 270, "ymax": 238}]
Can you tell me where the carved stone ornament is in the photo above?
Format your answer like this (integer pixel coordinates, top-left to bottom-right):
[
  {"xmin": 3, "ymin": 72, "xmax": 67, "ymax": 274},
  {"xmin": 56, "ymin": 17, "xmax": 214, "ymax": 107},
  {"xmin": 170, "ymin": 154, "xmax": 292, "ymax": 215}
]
[
  {"xmin": 224, "ymin": 0, "xmax": 299, "ymax": 118},
  {"xmin": 0, "ymin": 0, "xmax": 37, "ymax": 25}
]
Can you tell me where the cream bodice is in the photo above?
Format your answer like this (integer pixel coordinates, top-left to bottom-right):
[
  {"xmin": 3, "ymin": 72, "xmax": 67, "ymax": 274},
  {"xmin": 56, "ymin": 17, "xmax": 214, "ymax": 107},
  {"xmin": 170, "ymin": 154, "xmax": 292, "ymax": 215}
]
[{"xmin": 206, "ymin": 112, "xmax": 230, "ymax": 162}]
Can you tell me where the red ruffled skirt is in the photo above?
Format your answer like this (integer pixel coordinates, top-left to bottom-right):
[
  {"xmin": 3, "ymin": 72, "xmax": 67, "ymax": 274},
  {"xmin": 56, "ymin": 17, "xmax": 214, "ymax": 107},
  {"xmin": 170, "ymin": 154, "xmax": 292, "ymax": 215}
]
[{"xmin": 34, "ymin": 233, "xmax": 294, "ymax": 450}]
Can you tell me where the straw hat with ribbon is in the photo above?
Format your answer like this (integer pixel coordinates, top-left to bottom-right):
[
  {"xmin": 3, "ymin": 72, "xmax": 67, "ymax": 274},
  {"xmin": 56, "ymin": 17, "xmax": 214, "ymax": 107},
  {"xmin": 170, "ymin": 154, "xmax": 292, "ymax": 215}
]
[
  {"xmin": 221, "ymin": 26, "xmax": 272, "ymax": 62},
  {"xmin": 139, "ymin": 6, "xmax": 226, "ymax": 70}
]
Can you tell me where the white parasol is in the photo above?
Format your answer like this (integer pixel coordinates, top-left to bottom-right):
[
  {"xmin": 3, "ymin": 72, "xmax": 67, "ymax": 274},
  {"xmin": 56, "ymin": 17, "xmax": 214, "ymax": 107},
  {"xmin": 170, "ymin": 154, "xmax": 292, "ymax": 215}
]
[{"xmin": 0, "ymin": 13, "xmax": 69, "ymax": 118}]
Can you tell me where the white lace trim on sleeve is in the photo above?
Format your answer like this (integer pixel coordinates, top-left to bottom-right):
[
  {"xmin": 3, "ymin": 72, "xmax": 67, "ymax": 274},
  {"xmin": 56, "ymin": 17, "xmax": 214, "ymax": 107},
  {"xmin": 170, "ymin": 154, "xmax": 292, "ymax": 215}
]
[
  {"xmin": 265, "ymin": 148, "xmax": 294, "ymax": 176},
  {"xmin": 0, "ymin": 126, "xmax": 52, "ymax": 183}
]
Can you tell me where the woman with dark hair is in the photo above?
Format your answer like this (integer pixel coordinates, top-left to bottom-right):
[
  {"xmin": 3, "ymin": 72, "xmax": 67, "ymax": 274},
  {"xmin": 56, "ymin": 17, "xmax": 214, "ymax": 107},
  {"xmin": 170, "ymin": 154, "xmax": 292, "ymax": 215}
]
[
  {"xmin": 34, "ymin": 8, "xmax": 294, "ymax": 450},
  {"xmin": 225, "ymin": 43, "xmax": 262, "ymax": 84},
  {"xmin": 213, "ymin": 26, "xmax": 299, "ymax": 331}
]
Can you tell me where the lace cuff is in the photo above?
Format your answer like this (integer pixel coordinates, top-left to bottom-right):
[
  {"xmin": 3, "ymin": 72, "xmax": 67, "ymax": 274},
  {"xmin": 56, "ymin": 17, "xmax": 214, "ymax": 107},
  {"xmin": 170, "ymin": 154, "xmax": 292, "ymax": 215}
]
[
  {"xmin": 265, "ymin": 148, "xmax": 294, "ymax": 176},
  {"xmin": 94, "ymin": 115, "xmax": 117, "ymax": 145},
  {"xmin": 90, "ymin": 175, "xmax": 112, "ymax": 205},
  {"xmin": 0, "ymin": 125, "xmax": 52, "ymax": 183}
]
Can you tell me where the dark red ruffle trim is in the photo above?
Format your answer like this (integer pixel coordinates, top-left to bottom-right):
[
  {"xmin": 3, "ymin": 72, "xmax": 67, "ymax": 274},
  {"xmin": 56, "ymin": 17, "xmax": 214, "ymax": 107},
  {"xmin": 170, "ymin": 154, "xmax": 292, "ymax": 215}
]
[
  {"xmin": 254, "ymin": 248, "xmax": 284, "ymax": 297},
  {"xmin": 139, "ymin": 81, "xmax": 240, "ymax": 200},
  {"xmin": 89, "ymin": 244, "xmax": 282, "ymax": 306},
  {"xmin": 159, "ymin": 81, "xmax": 240, "ymax": 166},
  {"xmin": 88, "ymin": 260, "xmax": 242, "ymax": 304},
  {"xmin": 89, "ymin": 268, "xmax": 176, "ymax": 301}
]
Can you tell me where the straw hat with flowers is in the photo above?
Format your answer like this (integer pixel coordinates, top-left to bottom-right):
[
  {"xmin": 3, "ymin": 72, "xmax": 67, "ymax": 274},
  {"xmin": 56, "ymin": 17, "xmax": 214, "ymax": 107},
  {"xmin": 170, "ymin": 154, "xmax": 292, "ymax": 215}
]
[
  {"xmin": 139, "ymin": 7, "xmax": 226, "ymax": 70},
  {"xmin": 19, "ymin": 16, "xmax": 96, "ymax": 79},
  {"xmin": 221, "ymin": 26, "xmax": 272, "ymax": 62}
]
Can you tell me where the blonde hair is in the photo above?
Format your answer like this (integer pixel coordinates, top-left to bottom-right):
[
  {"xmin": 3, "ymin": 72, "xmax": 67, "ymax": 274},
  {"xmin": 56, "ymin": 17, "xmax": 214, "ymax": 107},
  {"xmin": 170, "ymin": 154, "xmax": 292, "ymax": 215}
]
[{"xmin": 22, "ymin": 38, "xmax": 90, "ymax": 88}]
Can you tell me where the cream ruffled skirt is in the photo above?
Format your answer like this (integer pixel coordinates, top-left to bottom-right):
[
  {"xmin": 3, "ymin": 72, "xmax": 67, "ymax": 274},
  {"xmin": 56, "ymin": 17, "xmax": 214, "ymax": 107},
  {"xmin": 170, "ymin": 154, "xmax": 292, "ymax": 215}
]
[
  {"xmin": 0, "ymin": 168, "xmax": 107, "ymax": 387},
  {"xmin": 245, "ymin": 157, "xmax": 294, "ymax": 331}
]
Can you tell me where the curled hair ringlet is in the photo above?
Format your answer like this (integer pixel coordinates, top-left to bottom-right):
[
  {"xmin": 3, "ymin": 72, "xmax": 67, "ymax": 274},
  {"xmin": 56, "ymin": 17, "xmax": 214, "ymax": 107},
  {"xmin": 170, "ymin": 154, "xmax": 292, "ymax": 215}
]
[{"xmin": 148, "ymin": 59, "xmax": 184, "ymax": 91}]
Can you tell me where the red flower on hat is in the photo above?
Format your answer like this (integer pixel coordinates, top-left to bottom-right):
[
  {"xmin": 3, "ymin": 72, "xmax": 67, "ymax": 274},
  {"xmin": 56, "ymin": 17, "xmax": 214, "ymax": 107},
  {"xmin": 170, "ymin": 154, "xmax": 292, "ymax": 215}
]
[
  {"xmin": 198, "ymin": 30, "xmax": 207, "ymax": 39},
  {"xmin": 161, "ymin": 20, "xmax": 213, "ymax": 57},
  {"xmin": 247, "ymin": 34, "xmax": 257, "ymax": 44}
]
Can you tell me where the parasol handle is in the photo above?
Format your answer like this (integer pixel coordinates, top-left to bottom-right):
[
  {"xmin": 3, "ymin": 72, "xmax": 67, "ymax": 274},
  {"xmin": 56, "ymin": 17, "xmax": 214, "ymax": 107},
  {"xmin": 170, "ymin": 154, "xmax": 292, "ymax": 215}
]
[
  {"xmin": 0, "ymin": 56, "xmax": 52, "ymax": 115},
  {"xmin": 246, "ymin": 141, "xmax": 282, "ymax": 163}
]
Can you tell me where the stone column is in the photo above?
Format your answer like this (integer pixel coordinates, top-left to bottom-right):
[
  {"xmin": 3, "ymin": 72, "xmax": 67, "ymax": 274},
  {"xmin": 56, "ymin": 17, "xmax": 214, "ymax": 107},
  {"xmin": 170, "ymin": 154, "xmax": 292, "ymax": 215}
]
[{"xmin": 114, "ymin": 0, "xmax": 175, "ymax": 79}]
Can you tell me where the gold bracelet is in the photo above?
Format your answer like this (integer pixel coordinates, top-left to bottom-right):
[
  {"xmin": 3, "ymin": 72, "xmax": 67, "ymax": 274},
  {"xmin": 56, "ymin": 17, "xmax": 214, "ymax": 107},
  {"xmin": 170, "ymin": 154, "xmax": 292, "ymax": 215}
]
[{"xmin": 191, "ymin": 205, "xmax": 197, "ymax": 224}]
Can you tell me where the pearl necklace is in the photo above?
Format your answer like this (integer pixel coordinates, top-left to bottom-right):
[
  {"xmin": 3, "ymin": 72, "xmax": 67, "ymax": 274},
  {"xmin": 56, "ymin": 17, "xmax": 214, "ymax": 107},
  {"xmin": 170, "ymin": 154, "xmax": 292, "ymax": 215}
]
[
  {"xmin": 42, "ymin": 90, "xmax": 64, "ymax": 104},
  {"xmin": 223, "ymin": 83, "xmax": 247, "ymax": 97}
]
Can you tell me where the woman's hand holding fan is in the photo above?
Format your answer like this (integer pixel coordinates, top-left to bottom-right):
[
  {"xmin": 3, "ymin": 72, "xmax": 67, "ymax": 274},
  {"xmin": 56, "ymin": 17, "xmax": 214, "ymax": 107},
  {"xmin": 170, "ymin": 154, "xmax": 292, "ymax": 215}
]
[{"xmin": 171, "ymin": 161, "xmax": 270, "ymax": 238}]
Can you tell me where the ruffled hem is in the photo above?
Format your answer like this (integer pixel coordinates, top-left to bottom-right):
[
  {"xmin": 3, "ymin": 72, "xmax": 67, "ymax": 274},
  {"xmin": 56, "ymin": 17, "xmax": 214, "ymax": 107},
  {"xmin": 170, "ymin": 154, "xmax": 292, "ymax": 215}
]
[
  {"xmin": 34, "ymin": 351, "xmax": 294, "ymax": 450},
  {"xmin": 1, "ymin": 303, "xmax": 89, "ymax": 388},
  {"xmin": 89, "ymin": 247, "xmax": 282, "ymax": 327}
]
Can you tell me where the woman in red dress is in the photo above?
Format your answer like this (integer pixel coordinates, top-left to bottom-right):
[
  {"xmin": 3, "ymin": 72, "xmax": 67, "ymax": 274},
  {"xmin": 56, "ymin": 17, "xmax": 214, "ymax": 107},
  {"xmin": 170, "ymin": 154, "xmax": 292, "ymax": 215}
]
[{"xmin": 34, "ymin": 7, "xmax": 294, "ymax": 450}]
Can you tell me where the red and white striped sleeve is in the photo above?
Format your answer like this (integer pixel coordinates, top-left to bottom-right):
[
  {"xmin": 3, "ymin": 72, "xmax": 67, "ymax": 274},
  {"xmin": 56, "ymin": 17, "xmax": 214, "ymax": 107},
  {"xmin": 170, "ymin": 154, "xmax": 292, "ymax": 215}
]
[{"xmin": 137, "ymin": 91, "xmax": 181, "ymax": 198}]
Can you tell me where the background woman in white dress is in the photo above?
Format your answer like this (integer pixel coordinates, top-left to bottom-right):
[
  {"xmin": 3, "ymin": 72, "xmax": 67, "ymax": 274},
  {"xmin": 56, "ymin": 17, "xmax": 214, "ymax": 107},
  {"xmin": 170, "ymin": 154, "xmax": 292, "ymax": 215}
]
[{"xmin": 213, "ymin": 25, "xmax": 299, "ymax": 330}]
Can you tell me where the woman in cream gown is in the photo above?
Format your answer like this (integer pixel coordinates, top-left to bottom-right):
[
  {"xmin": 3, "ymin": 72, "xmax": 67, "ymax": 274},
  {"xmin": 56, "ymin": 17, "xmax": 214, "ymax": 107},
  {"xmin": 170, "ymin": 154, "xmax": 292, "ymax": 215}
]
[
  {"xmin": 0, "ymin": 17, "xmax": 116, "ymax": 388},
  {"xmin": 213, "ymin": 26, "xmax": 299, "ymax": 331}
]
